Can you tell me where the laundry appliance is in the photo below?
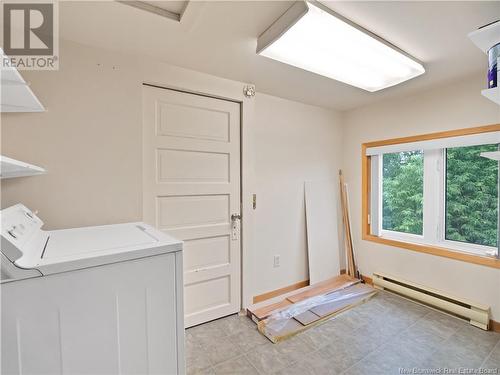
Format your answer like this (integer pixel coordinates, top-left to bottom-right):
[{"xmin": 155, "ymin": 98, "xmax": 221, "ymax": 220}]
[{"xmin": 1, "ymin": 203, "xmax": 185, "ymax": 374}]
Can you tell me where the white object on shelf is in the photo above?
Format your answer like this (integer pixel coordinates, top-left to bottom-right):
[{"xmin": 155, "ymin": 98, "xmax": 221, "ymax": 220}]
[
  {"xmin": 468, "ymin": 21, "xmax": 500, "ymax": 53},
  {"xmin": 0, "ymin": 48, "xmax": 45, "ymax": 112},
  {"xmin": 0, "ymin": 155, "xmax": 46, "ymax": 179},
  {"xmin": 481, "ymin": 56, "xmax": 500, "ymax": 105},
  {"xmin": 481, "ymin": 86, "xmax": 500, "ymax": 105},
  {"xmin": 469, "ymin": 22, "xmax": 500, "ymax": 105},
  {"xmin": 480, "ymin": 151, "xmax": 500, "ymax": 161}
]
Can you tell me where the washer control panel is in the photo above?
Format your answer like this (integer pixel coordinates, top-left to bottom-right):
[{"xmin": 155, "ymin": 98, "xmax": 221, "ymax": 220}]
[{"xmin": 1, "ymin": 204, "xmax": 43, "ymax": 262}]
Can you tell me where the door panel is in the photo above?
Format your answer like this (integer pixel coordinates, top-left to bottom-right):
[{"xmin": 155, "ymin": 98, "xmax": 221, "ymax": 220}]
[
  {"xmin": 156, "ymin": 149, "xmax": 230, "ymax": 183},
  {"xmin": 183, "ymin": 236, "xmax": 231, "ymax": 272},
  {"xmin": 157, "ymin": 194, "xmax": 229, "ymax": 230},
  {"xmin": 143, "ymin": 85, "xmax": 241, "ymax": 327},
  {"xmin": 156, "ymin": 101, "xmax": 230, "ymax": 142}
]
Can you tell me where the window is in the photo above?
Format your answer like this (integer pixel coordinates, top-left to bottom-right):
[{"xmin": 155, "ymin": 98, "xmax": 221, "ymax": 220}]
[
  {"xmin": 445, "ymin": 144, "xmax": 498, "ymax": 248},
  {"xmin": 363, "ymin": 126, "xmax": 500, "ymax": 267},
  {"xmin": 382, "ymin": 151, "xmax": 423, "ymax": 235}
]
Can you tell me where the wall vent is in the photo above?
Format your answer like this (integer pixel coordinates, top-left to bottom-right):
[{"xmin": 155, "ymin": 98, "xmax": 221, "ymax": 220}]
[{"xmin": 373, "ymin": 272, "xmax": 490, "ymax": 330}]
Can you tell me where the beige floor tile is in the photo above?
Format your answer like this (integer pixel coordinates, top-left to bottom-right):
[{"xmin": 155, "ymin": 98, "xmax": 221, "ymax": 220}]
[
  {"xmin": 186, "ymin": 293, "xmax": 500, "ymax": 375},
  {"xmin": 213, "ymin": 355, "xmax": 259, "ymax": 375}
]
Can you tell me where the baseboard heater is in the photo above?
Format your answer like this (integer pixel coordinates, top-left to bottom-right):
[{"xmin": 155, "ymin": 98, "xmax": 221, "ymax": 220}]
[{"xmin": 372, "ymin": 272, "xmax": 490, "ymax": 330}]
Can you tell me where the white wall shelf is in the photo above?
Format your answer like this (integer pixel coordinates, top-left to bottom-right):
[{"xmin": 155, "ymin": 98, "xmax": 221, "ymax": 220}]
[
  {"xmin": 480, "ymin": 151, "xmax": 500, "ymax": 161},
  {"xmin": 0, "ymin": 49, "xmax": 45, "ymax": 113},
  {"xmin": 468, "ymin": 21, "xmax": 500, "ymax": 53},
  {"xmin": 0, "ymin": 155, "xmax": 46, "ymax": 179},
  {"xmin": 468, "ymin": 22, "xmax": 499, "ymax": 106},
  {"xmin": 481, "ymin": 86, "xmax": 500, "ymax": 105}
]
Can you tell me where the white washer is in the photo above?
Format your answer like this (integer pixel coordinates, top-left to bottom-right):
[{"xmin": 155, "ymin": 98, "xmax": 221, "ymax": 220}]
[{"xmin": 1, "ymin": 203, "xmax": 185, "ymax": 375}]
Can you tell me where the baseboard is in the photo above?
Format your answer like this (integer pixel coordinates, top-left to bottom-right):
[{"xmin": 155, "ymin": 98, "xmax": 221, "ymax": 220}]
[
  {"xmin": 490, "ymin": 319, "xmax": 500, "ymax": 333},
  {"xmin": 252, "ymin": 279, "xmax": 309, "ymax": 304},
  {"xmin": 361, "ymin": 274, "xmax": 373, "ymax": 285},
  {"xmin": 366, "ymin": 272, "xmax": 499, "ymax": 333},
  {"xmin": 252, "ymin": 270, "xmax": 352, "ymax": 303}
]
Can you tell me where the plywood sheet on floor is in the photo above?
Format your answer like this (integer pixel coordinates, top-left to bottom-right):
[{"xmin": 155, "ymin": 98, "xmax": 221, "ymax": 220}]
[
  {"xmin": 254, "ymin": 280, "xmax": 377, "ymax": 343},
  {"xmin": 247, "ymin": 274, "xmax": 359, "ymax": 321},
  {"xmin": 286, "ymin": 274, "xmax": 359, "ymax": 303}
]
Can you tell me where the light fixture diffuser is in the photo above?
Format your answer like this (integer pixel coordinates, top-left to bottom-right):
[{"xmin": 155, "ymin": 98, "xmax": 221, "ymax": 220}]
[{"xmin": 257, "ymin": 1, "xmax": 425, "ymax": 92}]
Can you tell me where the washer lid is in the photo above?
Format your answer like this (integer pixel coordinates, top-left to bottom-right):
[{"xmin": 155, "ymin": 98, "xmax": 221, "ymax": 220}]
[
  {"xmin": 15, "ymin": 222, "xmax": 182, "ymax": 275},
  {"xmin": 43, "ymin": 223, "xmax": 160, "ymax": 259}
]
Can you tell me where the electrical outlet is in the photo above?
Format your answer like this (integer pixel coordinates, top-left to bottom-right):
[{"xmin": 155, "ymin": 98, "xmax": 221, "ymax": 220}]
[{"xmin": 273, "ymin": 255, "xmax": 280, "ymax": 268}]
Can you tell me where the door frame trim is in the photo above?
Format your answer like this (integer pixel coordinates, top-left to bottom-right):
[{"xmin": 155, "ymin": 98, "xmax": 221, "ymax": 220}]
[
  {"xmin": 143, "ymin": 83, "xmax": 242, "ymax": 104},
  {"xmin": 142, "ymin": 81, "xmax": 254, "ymax": 311}
]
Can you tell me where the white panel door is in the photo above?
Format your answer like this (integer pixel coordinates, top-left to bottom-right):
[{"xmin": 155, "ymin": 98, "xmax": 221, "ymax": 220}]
[{"xmin": 143, "ymin": 85, "xmax": 241, "ymax": 327}]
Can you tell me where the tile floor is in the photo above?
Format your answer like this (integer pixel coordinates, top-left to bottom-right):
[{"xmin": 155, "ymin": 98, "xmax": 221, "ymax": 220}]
[{"xmin": 185, "ymin": 290, "xmax": 500, "ymax": 374}]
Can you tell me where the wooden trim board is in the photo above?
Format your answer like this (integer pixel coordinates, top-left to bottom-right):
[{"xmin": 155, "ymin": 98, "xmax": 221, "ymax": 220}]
[
  {"xmin": 361, "ymin": 123, "xmax": 500, "ymax": 269},
  {"xmin": 248, "ymin": 275, "xmax": 359, "ymax": 321},
  {"xmin": 491, "ymin": 319, "xmax": 500, "ymax": 333},
  {"xmin": 362, "ymin": 124, "xmax": 500, "ymax": 149},
  {"xmin": 361, "ymin": 274, "xmax": 373, "ymax": 285},
  {"xmin": 253, "ymin": 280, "xmax": 309, "ymax": 304},
  {"xmin": 363, "ymin": 235, "xmax": 500, "ymax": 269},
  {"xmin": 339, "ymin": 170, "xmax": 356, "ymax": 277},
  {"xmin": 286, "ymin": 274, "xmax": 359, "ymax": 303},
  {"xmin": 258, "ymin": 287, "xmax": 377, "ymax": 343}
]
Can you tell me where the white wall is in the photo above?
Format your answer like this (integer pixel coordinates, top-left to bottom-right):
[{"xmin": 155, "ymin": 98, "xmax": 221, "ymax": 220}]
[
  {"xmin": 342, "ymin": 74, "xmax": 500, "ymax": 320},
  {"xmin": 2, "ymin": 42, "xmax": 144, "ymax": 228},
  {"xmin": 253, "ymin": 93, "xmax": 342, "ymax": 295},
  {"xmin": 1, "ymin": 40, "xmax": 343, "ymax": 303},
  {"xmin": 1, "ymin": 41, "xmax": 251, "ymax": 229},
  {"xmin": 4, "ymin": 40, "xmax": 498, "ymax": 320}
]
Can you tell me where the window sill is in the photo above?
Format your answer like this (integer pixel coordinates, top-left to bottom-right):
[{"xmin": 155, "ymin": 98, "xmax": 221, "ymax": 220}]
[{"xmin": 363, "ymin": 234, "xmax": 500, "ymax": 269}]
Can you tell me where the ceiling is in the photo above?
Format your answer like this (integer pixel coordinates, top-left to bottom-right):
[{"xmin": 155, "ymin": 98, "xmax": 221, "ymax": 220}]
[
  {"xmin": 142, "ymin": 1, "xmax": 188, "ymax": 15},
  {"xmin": 58, "ymin": 1, "xmax": 500, "ymax": 111}
]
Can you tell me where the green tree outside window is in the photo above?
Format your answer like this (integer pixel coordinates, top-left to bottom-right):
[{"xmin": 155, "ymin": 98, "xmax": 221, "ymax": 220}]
[
  {"xmin": 382, "ymin": 151, "xmax": 424, "ymax": 235},
  {"xmin": 446, "ymin": 144, "xmax": 498, "ymax": 247}
]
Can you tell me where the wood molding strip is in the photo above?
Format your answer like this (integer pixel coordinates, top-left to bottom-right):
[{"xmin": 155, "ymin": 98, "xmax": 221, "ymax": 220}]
[
  {"xmin": 253, "ymin": 279, "xmax": 309, "ymax": 304},
  {"xmin": 363, "ymin": 234, "xmax": 500, "ymax": 269},
  {"xmin": 363, "ymin": 123, "xmax": 500, "ymax": 149},
  {"xmin": 361, "ymin": 123, "xmax": 500, "ymax": 269},
  {"xmin": 491, "ymin": 319, "xmax": 500, "ymax": 333},
  {"xmin": 361, "ymin": 274, "xmax": 373, "ymax": 285},
  {"xmin": 252, "ymin": 271, "xmax": 349, "ymax": 304}
]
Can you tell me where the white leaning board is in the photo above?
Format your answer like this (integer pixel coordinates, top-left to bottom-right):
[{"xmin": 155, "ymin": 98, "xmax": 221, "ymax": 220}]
[{"xmin": 305, "ymin": 180, "xmax": 341, "ymax": 284}]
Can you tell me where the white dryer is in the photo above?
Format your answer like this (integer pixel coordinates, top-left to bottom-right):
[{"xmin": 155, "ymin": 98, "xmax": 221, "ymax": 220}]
[{"xmin": 1, "ymin": 203, "xmax": 185, "ymax": 375}]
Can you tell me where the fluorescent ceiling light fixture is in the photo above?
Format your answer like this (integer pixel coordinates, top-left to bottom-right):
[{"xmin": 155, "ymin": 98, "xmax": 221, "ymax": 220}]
[{"xmin": 257, "ymin": 1, "xmax": 425, "ymax": 92}]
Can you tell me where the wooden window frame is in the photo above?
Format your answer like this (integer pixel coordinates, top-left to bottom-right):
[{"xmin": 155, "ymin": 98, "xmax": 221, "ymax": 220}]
[{"xmin": 361, "ymin": 123, "xmax": 500, "ymax": 269}]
